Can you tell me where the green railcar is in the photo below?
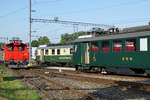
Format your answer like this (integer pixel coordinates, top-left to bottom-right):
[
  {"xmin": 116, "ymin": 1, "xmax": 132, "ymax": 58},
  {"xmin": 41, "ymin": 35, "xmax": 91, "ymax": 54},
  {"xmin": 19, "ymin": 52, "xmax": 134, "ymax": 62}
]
[
  {"xmin": 73, "ymin": 25, "xmax": 150, "ymax": 75},
  {"xmin": 36, "ymin": 44, "xmax": 73, "ymax": 66}
]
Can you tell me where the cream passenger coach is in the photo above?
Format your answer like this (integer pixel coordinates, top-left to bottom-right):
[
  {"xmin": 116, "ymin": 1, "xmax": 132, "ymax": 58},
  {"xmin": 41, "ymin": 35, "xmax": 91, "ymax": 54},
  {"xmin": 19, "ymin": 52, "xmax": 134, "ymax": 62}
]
[{"xmin": 36, "ymin": 44, "xmax": 73, "ymax": 66}]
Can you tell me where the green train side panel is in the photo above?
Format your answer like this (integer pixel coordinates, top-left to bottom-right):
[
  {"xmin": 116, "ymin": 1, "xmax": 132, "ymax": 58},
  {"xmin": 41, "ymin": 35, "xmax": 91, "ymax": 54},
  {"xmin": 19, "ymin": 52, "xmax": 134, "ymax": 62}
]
[
  {"xmin": 72, "ymin": 43, "xmax": 82, "ymax": 66},
  {"xmin": 36, "ymin": 56, "xmax": 40, "ymax": 62},
  {"xmin": 44, "ymin": 55, "xmax": 72, "ymax": 63},
  {"xmin": 91, "ymin": 52, "xmax": 150, "ymax": 69},
  {"xmin": 73, "ymin": 37, "xmax": 150, "ymax": 70},
  {"xmin": 36, "ymin": 55, "xmax": 72, "ymax": 63}
]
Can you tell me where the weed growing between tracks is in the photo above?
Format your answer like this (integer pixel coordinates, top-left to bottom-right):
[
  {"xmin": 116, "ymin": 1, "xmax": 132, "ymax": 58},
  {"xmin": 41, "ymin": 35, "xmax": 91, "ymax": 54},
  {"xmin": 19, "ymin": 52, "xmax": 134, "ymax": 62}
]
[{"xmin": 0, "ymin": 66, "xmax": 41, "ymax": 100}]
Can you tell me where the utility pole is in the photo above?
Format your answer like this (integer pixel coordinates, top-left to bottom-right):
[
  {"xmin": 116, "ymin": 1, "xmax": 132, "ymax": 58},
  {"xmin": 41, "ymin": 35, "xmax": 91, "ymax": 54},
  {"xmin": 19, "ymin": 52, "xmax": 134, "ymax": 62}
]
[{"xmin": 29, "ymin": 0, "xmax": 32, "ymax": 65}]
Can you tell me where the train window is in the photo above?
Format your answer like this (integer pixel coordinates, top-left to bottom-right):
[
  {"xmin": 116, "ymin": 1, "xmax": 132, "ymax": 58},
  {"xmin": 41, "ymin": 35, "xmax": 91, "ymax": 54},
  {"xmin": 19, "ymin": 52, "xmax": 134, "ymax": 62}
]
[
  {"xmin": 113, "ymin": 40, "xmax": 122, "ymax": 52},
  {"xmin": 18, "ymin": 45, "xmax": 25, "ymax": 51},
  {"xmin": 70, "ymin": 48, "xmax": 73, "ymax": 54},
  {"xmin": 57, "ymin": 49, "xmax": 60, "ymax": 55},
  {"xmin": 140, "ymin": 38, "xmax": 148, "ymax": 51},
  {"xmin": 63, "ymin": 49, "xmax": 66, "ymax": 53},
  {"xmin": 102, "ymin": 41, "xmax": 110, "ymax": 52},
  {"xmin": 126, "ymin": 39, "xmax": 136, "ymax": 52},
  {"xmin": 35, "ymin": 50, "xmax": 37, "ymax": 56},
  {"xmin": 45, "ymin": 49, "xmax": 49, "ymax": 55},
  {"xmin": 91, "ymin": 42, "xmax": 98, "ymax": 52},
  {"xmin": 52, "ymin": 49, "xmax": 55, "ymax": 55},
  {"xmin": 8, "ymin": 45, "xmax": 14, "ymax": 51},
  {"xmin": 74, "ymin": 45, "xmax": 77, "ymax": 52}
]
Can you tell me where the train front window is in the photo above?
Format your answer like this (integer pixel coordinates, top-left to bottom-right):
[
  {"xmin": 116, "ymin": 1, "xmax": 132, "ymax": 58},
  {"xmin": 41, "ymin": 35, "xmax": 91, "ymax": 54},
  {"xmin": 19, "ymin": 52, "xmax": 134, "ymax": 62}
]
[
  {"xmin": 8, "ymin": 45, "xmax": 14, "ymax": 51},
  {"xmin": 91, "ymin": 42, "xmax": 98, "ymax": 52},
  {"xmin": 102, "ymin": 41, "xmax": 110, "ymax": 52},
  {"xmin": 113, "ymin": 40, "xmax": 122, "ymax": 52},
  {"xmin": 126, "ymin": 39, "xmax": 136, "ymax": 52},
  {"xmin": 18, "ymin": 45, "xmax": 25, "ymax": 51}
]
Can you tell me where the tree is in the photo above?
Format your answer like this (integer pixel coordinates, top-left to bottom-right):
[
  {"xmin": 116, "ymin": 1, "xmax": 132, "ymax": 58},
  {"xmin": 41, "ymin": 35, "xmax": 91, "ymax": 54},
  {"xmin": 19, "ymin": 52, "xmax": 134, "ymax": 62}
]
[
  {"xmin": 0, "ymin": 42, "xmax": 5, "ymax": 48},
  {"xmin": 31, "ymin": 40, "xmax": 39, "ymax": 47},
  {"xmin": 38, "ymin": 36, "xmax": 51, "ymax": 45},
  {"xmin": 60, "ymin": 31, "xmax": 86, "ymax": 44},
  {"xmin": 60, "ymin": 33, "xmax": 73, "ymax": 44}
]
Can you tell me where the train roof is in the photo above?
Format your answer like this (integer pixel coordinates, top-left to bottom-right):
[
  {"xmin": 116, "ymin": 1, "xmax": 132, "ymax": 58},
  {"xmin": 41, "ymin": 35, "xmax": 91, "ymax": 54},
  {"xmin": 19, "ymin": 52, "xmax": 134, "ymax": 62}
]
[
  {"xmin": 6, "ymin": 42, "xmax": 26, "ymax": 46},
  {"xmin": 74, "ymin": 30, "xmax": 150, "ymax": 43},
  {"xmin": 37, "ymin": 44, "xmax": 73, "ymax": 49}
]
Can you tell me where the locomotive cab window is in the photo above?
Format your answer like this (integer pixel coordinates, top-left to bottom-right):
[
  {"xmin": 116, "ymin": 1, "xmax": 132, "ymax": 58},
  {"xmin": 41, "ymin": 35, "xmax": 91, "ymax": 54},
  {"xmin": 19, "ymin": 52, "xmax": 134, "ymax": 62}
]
[
  {"xmin": 91, "ymin": 42, "xmax": 98, "ymax": 52},
  {"xmin": 57, "ymin": 49, "xmax": 60, "ymax": 55},
  {"xmin": 18, "ymin": 45, "xmax": 25, "ymax": 51},
  {"xmin": 102, "ymin": 41, "xmax": 110, "ymax": 52},
  {"xmin": 113, "ymin": 40, "xmax": 122, "ymax": 52},
  {"xmin": 126, "ymin": 39, "xmax": 136, "ymax": 52},
  {"xmin": 8, "ymin": 45, "xmax": 14, "ymax": 51}
]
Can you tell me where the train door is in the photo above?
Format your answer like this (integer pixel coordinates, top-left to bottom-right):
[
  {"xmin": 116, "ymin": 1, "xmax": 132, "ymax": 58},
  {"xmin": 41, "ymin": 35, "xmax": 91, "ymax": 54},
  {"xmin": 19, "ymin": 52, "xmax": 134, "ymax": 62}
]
[
  {"xmin": 40, "ymin": 49, "xmax": 44, "ymax": 62},
  {"xmin": 84, "ymin": 43, "xmax": 90, "ymax": 64}
]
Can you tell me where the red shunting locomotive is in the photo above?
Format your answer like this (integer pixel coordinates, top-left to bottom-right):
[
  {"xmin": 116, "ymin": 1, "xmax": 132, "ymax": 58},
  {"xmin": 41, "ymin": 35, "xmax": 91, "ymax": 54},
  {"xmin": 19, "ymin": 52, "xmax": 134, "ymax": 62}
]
[{"xmin": 4, "ymin": 38, "xmax": 29, "ymax": 68}]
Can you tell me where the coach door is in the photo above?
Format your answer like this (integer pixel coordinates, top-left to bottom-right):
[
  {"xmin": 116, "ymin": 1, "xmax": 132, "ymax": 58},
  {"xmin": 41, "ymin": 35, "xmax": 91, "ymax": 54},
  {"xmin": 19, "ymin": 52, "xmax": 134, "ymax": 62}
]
[
  {"xmin": 85, "ymin": 43, "xmax": 90, "ymax": 64},
  {"xmin": 40, "ymin": 49, "xmax": 44, "ymax": 62}
]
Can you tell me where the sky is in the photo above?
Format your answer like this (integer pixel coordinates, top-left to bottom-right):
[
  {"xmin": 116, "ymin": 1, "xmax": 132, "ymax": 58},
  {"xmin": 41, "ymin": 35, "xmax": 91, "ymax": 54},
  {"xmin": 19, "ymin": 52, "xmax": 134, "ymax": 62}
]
[{"xmin": 0, "ymin": 0, "xmax": 150, "ymax": 43}]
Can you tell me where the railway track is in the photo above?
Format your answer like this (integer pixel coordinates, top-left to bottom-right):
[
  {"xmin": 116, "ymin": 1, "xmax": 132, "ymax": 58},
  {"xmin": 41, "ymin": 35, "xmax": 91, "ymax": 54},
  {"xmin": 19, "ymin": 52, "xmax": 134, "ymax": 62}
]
[
  {"xmin": 34, "ymin": 68, "xmax": 150, "ymax": 92},
  {"xmin": 3, "ymin": 66, "xmax": 150, "ymax": 100},
  {"xmin": 11, "ymin": 68, "xmax": 98, "ymax": 100}
]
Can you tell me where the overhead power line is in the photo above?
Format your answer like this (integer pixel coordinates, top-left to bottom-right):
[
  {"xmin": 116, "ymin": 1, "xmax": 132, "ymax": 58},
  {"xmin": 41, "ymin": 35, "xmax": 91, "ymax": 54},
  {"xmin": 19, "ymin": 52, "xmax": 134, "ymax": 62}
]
[
  {"xmin": 113, "ymin": 17, "xmax": 150, "ymax": 25},
  {"xmin": 33, "ymin": 0, "xmax": 64, "ymax": 5},
  {"xmin": 0, "ymin": 7, "xmax": 27, "ymax": 18},
  {"xmin": 32, "ymin": 18, "xmax": 114, "ymax": 28},
  {"xmin": 0, "ymin": 0, "xmax": 63, "ymax": 18}
]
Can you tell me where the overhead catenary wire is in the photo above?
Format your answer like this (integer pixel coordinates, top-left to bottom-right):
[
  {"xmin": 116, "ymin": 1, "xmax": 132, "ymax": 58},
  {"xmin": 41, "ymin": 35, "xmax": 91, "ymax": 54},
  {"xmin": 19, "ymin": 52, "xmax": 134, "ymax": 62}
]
[
  {"xmin": 0, "ymin": 0, "xmax": 63, "ymax": 19},
  {"xmin": 0, "ymin": 0, "xmax": 149, "ymax": 19}
]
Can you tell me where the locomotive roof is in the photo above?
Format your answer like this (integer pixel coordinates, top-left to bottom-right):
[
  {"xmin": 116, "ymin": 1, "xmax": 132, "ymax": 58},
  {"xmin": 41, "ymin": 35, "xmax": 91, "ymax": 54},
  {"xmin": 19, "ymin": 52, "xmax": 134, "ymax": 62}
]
[
  {"xmin": 6, "ymin": 42, "xmax": 26, "ymax": 46},
  {"xmin": 37, "ymin": 45, "xmax": 73, "ymax": 49},
  {"xmin": 74, "ymin": 30, "xmax": 150, "ymax": 43}
]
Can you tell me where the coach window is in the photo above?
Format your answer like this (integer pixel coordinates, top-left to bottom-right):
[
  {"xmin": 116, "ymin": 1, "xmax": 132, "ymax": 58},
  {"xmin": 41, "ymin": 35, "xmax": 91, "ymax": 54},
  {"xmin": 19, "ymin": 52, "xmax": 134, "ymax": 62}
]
[
  {"xmin": 102, "ymin": 41, "xmax": 110, "ymax": 52},
  {"xmin": 91, "ymin": 42, "xmax": 98, "ymax": 52},
  {"xmin": 8, "ymin": 45, "xmax": 14, "ymax": 51},
  {"xmin": 57, "ymin": 49, "xmax": 60, "ymax": 55},
  {"xmin": 45, "ymin": 49, "xmax": 49, "ymax": 55},
  {"xmin": 70, "ymin": 48, "xmax": 73, "ymax": 54},
  {"xmin": 52, "ymin": 49, "xmax": 55, "ymax": 55},
  {"xmin": 126, "ymin": 39, "xmax": 136, "ymax": 52},
  {"xmin": 35, "ymin": 50, "xmax": 37, "ymax": 56},
  {"xmin": 140, "ymin": 38, "xmax": 148, "ymax": 51},
  {"xmin": 18, "ymin": 45, "xmax": 25, "ymax": 51},
  {"xmin": 113, "ymin": 40, "xmax": 122, "ymax": 52}
]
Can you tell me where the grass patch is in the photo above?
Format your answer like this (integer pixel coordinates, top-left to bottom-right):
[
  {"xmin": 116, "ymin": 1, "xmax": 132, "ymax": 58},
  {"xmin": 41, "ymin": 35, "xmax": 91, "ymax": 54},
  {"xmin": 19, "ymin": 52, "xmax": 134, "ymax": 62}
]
[{"xmin": 0, "ymin": 66, "xmax": 41, "ymax": 100}]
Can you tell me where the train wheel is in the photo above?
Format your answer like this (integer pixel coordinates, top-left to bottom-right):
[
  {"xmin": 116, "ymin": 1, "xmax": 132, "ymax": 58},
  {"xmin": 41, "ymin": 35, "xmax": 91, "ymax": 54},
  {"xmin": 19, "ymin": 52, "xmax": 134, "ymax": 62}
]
[
  {"xmin": 101, "ymin": 68, "xmax": 107, "ymax": 74},
  {"xmin": 75, "ymin": 66, "xmax": 78, "ymax": 71}
]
